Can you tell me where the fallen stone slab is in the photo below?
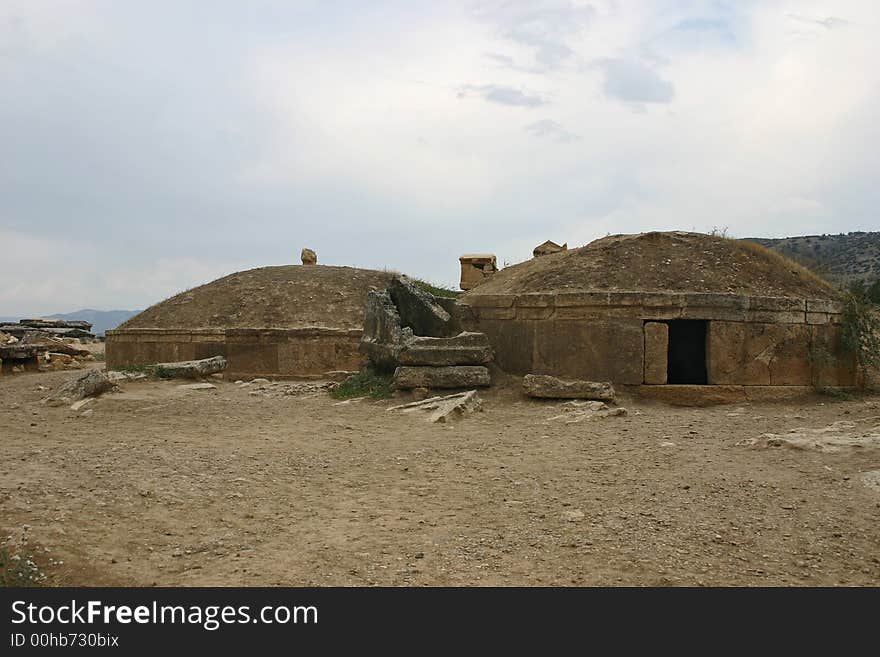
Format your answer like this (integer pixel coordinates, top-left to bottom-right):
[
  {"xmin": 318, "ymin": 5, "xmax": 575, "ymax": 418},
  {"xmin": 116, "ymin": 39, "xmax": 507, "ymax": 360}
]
[
  {"xmin": 20, "ymin": 318, "xmax": 92, "ymax": 330},
  {"xmin": 388, "ymin": 276, "xmax": 455, "ymax": 338},
  {"xmin": 0, "ymin": 343, "xmax": 44, "ymax": 360},
  {"xmin": 393, "ymin": 366, "xmax": 490, "ymax": 389},
  {"xmin": 107, "ymin": 370, "xmax": 148, "ymax": 383},
  {"xmin": 43, "ymin": 369, "xmax": 117, "ymax": 406},
  {"xmin": 387, "ymin": 390, "xmax": 483, "ymax": 423},
  {"xmin": 523, "ymin": 374, "xmax": 614, "ymax": 401},
  {"xmin": 545, "ymin": 400, "xmax": 627, "ymax": 423},
  {"xmin": 0, "ymin": 344, "xmax": 44, "ymax": 374},
  {"xmin": 19, "ymin": 333, "xmax": 90, "ymax": 357},
  {"xmin": 398, "ymin": 332, "xmax": 493, "ymax": 366},
  {"xmin": 70, "ymin": 398, "xmax": 94, "ymax": 411},
  {"xmin": 2, "ymin": 325, "xmax": 95, "ymax": 340},
  {"xmin": 150, "ymin": 355, "xmax": 227, "ymax": 379},
  {"xmin": 177, "ymin": 383, "xmax": 217, "ymax": 391}
]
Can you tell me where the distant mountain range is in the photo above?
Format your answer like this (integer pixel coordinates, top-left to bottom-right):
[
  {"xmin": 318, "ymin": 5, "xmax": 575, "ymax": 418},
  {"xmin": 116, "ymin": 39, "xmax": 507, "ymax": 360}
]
[
  {"xmin": 0, "ymin": 309, "xmax": 140, "ymax": 336},
  {"xmin": 744, "ymin": 231, "xmax": 880, "ymax": 290}
]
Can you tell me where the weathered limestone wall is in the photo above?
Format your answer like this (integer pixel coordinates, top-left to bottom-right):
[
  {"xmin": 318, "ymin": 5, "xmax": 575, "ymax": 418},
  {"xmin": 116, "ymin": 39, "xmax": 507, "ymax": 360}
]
[
  {"xmin": 644, "ymin": 322, "xmax": 668, "ymax": 384},
  {"xmin": 106, "ymin": 327, "xmax": 364, "ymax": 379},
  {"xmin": 462, "ymin": 291, "xmax": 855, "ymax": 386}
]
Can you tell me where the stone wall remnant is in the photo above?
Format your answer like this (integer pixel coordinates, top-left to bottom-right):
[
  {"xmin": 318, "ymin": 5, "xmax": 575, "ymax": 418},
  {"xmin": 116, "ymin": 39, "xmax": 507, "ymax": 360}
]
[{"xmin": 459, "ymin": 254, "xmax": 497, "ymax": 291}]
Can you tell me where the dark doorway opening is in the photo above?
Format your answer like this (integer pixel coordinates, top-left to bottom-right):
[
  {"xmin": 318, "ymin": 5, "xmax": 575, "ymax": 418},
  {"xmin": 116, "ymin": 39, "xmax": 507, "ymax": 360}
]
[{"xmin": 666, "ymin": 320, "xmax": 707, "ymax": 384}]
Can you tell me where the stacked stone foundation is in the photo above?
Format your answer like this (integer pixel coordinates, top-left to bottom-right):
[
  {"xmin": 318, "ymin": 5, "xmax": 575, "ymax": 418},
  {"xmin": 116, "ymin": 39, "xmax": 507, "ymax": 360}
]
[
  {"xmin": 106, "ymin": 327, "xmax": 365, "ymax": 379},
  {"xmin": 461, "ymin": 291, "xmax": 856, "ymax": 390}
]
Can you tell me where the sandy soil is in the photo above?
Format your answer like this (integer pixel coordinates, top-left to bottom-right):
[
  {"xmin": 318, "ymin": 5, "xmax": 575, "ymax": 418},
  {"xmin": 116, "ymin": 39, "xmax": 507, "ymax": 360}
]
[{"xmin": 2, "ymin": 366, "xmax": 879, "ymax": 586}]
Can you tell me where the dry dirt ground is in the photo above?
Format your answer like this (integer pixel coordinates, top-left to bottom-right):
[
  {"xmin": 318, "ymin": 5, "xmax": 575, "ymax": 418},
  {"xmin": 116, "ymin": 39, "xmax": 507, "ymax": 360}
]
[{"xmin": 2, "ymin": 366, "xmax": 879, "ymax": 587}]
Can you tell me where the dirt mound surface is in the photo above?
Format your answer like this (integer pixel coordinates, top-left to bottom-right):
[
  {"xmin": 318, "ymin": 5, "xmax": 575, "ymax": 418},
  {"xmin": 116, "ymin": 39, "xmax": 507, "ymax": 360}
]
[
  {"xmin": 121, "ymin": 266, "xmax": 393, "ymax": 330},
  {"xmin": 466, "ymin": 232, "xmax": 840, "ymax": 299}
]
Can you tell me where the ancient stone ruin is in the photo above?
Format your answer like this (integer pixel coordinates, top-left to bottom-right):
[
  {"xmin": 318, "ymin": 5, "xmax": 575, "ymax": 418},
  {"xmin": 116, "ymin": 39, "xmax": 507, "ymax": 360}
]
[
  {"xmin": 360, "ymin": 276, "xmax": 493, "ymax": 389},
  {"xmin": 533, "ymin": 240, "xmax": 567, "ymax": 257},
  {"xmin": 103, "ymin": 231, "xmax": 860, "ymax": 403},
  {"xmin": 458, "ymin": 231, "xmax": 858, "ymax": 403},
  {"xmin": 458, "ymin": 254, "xmax": 497, "ymax": 291},
  {"xmin": 105, "ymin": 265, "xmax": 393, "ymax": 379},
  {"xmin": 0, "ymin": 318, "xmax": 96, "ymax": 341},
  {"xmin": 0, "ymin": 318, "xmax": 96, "ymax": 375}
]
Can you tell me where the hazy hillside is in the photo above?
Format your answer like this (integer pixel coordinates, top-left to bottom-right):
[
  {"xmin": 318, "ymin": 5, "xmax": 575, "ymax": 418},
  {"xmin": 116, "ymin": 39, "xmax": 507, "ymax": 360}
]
[{"xmin": 744, "ymin": 231, "xmax": 880, "ymax": 290}]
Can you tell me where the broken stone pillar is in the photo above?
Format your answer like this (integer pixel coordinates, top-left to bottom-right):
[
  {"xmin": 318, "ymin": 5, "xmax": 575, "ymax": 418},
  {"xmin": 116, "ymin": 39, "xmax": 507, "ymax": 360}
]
[
  {"xmin": 643, "ymin": 322, "xmax": 668, "ymax": 384},
  {"xmin": 301, "ymin": 248, "xmax": 317, "ymax": 265}
]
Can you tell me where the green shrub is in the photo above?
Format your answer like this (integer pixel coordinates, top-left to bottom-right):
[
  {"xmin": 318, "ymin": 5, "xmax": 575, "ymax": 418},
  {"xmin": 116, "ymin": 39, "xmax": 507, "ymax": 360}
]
[
  {"xmin": 817, "ymin": 387, "xmax": 858, "ymax": 402},
  {"xmin": 841, "ymin": 293, "xmax": 880, "ymax": 380},
  {"xmin": 330, "ymin": 368, "xmax": 394, "ymax": 400},
  {"xmin": 411, "ymin": 279, "xmax": 461, "ymax": 299}
]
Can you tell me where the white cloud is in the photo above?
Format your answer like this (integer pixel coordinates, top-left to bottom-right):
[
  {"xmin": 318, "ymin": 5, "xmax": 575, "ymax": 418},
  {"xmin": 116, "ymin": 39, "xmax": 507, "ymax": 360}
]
[{"xmin": 2, "ymin": 0, "xmax": 879, "ymax": 313}]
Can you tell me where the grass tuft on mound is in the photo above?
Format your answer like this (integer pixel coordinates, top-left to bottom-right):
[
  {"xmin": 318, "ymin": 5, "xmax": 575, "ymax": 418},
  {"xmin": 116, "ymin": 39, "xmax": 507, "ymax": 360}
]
[{"xmin": 330, "ymin": 367, "xmax": 394, "ymax": 400}]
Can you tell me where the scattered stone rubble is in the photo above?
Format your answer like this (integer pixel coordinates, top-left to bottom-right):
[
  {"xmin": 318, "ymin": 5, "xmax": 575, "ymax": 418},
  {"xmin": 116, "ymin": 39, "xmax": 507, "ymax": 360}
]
[
  {"xmin": 0, "ymin": 320, "xmax": 98, "ymax": 376},
  {"xmin": 738, "ymin": 420, "xmax": 880, "ymax": 452},
  {"xmin": 0, "ymin": 318, "xmax": 96, "ymax": 341},
  {"xmin": 386, "ymin": 390, "xmax": 483, "ymax": 423},
  {"xmin": 0, "ymin": 341, "xmax": 43, "ymax": 374},
  {"xmin": 235, "ymin": 378, "xmax": 334, "ymax": 397},
  {"xmin": 546, "ymin": 400, "xmax": 628, "ymax": 423}
]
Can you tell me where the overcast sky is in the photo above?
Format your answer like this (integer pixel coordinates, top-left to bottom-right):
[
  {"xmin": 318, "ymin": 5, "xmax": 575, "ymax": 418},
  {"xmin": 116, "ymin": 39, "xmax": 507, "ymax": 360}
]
[{"xmin": 2, "ymin": 1, "xmax": 878, "ymax": 316}]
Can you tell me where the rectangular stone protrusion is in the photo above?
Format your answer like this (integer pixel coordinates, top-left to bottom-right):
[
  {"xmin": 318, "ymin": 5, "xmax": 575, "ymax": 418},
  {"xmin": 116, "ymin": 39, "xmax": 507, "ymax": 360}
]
[
  {"xmin": 474, "ymin": 307, "xmax": 516, "ymax": 320},
  {"xmin": 516, "ymin": 293, "xmax": 555, "ymax": 308},
  {"xmin": 461, "ymin": 294, "xmax": 515, "ymax": 308},
  {"xmin": 517, "ymin": 307, "xmax": 555, "ymax": 320},
  {"xmin": 806, "ymin": 299, "xmax": 843, "ymax": 314},
  {"xmin": 643, "ymin": 322, "xmax": 668, "ymax": 384},
  {"xmin": 749, "ymin": 297, "xmax": 806, "ymax": 312},
  {"xmin": 393, "ymin": 366, "xmax": 491, "ymax": 389},
  {"xmin": 553, "ymin": 292, "xmax": 611, "ymax": 307}
]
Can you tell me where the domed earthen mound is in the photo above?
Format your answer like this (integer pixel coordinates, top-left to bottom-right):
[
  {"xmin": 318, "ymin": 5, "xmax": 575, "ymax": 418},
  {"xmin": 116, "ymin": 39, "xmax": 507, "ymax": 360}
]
[
  {"xmin": 466, "ymin": 231, "xmax": 839, "ymax": 299},
  {"xmin": 121, "ymin": 265, "xmax": 394, "ymax": 330}
]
